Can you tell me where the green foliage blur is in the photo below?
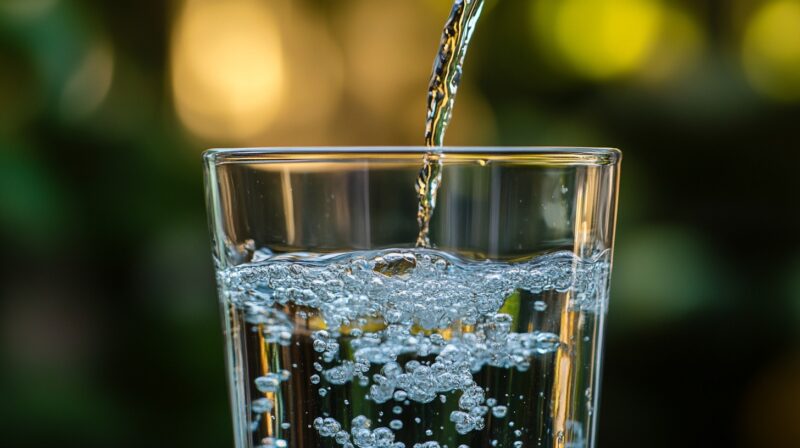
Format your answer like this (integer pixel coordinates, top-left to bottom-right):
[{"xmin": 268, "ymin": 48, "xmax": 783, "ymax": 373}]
[{"xmin": 1, "ymin": 0, "xmax": 799, "ymax": 447}]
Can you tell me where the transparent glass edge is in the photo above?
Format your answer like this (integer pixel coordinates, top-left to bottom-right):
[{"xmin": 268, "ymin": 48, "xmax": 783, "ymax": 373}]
[
  {"xmin": 202, "ymin": 152, "xmax": 227, "ymax": 271},
  {"xmin": 202, "ymin": 147, "xmax": 622, "ymax": 166}
]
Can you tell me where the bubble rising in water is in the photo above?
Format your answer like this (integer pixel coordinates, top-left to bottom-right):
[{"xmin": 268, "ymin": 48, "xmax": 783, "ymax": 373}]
[
  {"xmin": 260, "ymin": 437, "xmax": 287, "ymax": 448},
  {"xmin": 251, "ymin": 397, "xmax": 273, "ymax": 414},
  {"xmin": 492, "ymin": 405, "xmax": 508, "ymax": 418},
  {"xmin": 254, "ymin": 374, "xmax": 281, "ymax": 393}
]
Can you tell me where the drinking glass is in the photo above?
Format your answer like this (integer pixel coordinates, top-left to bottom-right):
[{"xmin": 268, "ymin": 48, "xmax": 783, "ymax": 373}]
[{"xmin": 203, "ymin": 147, "xmax": 621, "ymax": 448}]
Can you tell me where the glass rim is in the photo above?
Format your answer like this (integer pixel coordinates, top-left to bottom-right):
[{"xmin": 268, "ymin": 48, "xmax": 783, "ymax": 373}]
[{"xmin": 204, "ymin": 146, "xmax": 621, "ymax": 166}]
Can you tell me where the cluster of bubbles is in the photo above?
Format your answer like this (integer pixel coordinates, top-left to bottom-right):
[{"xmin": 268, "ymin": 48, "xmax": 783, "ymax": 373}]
[
  {"xmin": 313, "ymin": 415, "xmax": 403, "ymax": 448},
  {"xmin": 308, "ymin": 411, "xmax": 533, "ymax": 448},
  {"xmin": 312, "ymin": 330, "xmax": 342, "ymax": 362},
  {"xmin": 312, "ymin": 414, "xmax": 486, "ymax": 448},
  {"xmin": 243, "ymin": 303, "xmax": 293, "ymax": 346},
  {"xmin": 220, "ymin": 249, "xmax": 608, "ymax": 446},
  {"xmin": 221, "ymin": 248, "xmax": 610, "ymax": 332}
]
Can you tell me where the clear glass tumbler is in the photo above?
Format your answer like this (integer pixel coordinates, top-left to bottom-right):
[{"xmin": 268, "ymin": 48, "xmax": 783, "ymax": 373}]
[{"xmin": 203, "ymin": 147, "xmax": 621, "ymax": 448}]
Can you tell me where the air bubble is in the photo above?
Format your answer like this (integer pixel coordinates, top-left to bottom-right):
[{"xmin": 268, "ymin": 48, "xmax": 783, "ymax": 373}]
[
  {"xmin": 492, "ymin": 406, "xmax": 507, "ymax": 418},
  {"xmin": 314, "ymin": 417, "xmax": 341, "ymax": 437},
  {"xmin": 261, "ymin": 437, "xmax": 288, "ymax": 448},
  {"xmin": 251, "ymin": 398, "xmax": 273, "ymax": 413},
  {"xmin": 255, "ymin": 375, "xmax": 281, "ymax": 393}
]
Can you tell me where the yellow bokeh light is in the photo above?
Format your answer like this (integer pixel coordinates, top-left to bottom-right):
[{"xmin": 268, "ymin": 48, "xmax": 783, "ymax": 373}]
[
  {"xmin": 742, "ymin": 0, "xmax": 800, "ymax": 102},
  {"xmin": 639, "ymin": 6, "xmax": 705, "ymax": 83},
  {"xmin": 171, "ymin": 0, "xmax": 284, "ymax": 141},
  {"xmin": 341, "ymin": 0, "xmax": 438, "ymax": 117},
  {"xmin": 533, "ymin": 0, "xmax": 665, "ymax": 80},
  {"xmin": 270, "ymin": 4, "xmax": 344, "ymax": 136}
]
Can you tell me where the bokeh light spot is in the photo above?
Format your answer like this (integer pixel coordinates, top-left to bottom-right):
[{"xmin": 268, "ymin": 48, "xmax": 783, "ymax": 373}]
[
  {"xmin": 533, "ymin": 0, "xmax": 664, "ymax": 80},
  {"xmin": 266, "ymin": 5, "xmax": 344, "ymax": 141},
  {"xmin": 0, "ymin": 0, "xmax": 59, "ymax": 20},
  {"xmin": 60, "ymin": 41, "xmax": 114, "ymax": 120},
  {"xmin": 171, "ymin": 0, "xmax": 284, "ymax": 141},
  {"xmin": 742, "ymin": 0, "xmax": 800, "ymax": 102},
  {"xmin": 638, "ymin": 5, "xmax": 705, "ymax": 83},
  {"xmin": 611, "ymin": 227, "xmax": 727, "ymax": 324},
  {"xmin": 341, "ymin": 0, "xmax": 436, "ymax": 117}
]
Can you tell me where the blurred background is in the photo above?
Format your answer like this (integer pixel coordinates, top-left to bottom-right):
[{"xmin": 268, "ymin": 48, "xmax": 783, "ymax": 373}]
[{"xmin": 1, "ymin": 0, "xmax": 799, "ymax": 447}]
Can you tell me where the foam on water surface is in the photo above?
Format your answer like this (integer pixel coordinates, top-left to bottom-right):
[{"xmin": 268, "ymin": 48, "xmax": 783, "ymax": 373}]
[{"xmin": 221, "ymin": 248, "xmax": 609, "ymax": 329}]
